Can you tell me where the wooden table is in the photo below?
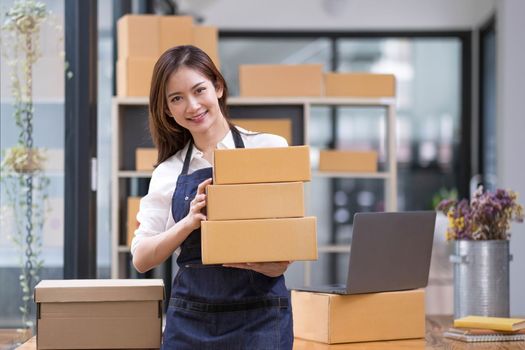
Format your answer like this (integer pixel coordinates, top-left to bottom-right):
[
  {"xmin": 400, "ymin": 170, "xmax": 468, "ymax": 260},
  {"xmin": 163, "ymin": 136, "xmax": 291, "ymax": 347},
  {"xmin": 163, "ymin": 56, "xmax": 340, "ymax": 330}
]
[{"xmin": 13, "ymin": 316, "xmax": 525, "ymax": 349}]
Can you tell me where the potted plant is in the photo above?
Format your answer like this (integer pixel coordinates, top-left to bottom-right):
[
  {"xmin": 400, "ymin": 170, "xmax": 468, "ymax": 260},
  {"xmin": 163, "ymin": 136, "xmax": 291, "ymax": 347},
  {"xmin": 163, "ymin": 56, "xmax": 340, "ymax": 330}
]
[
  {"xmin": 437, "ymin": 187, "xmax": 524, "ymax": 318},
  {"xmin": 0, "ymin": 0, "xmax": 62, "ymax": 340}
]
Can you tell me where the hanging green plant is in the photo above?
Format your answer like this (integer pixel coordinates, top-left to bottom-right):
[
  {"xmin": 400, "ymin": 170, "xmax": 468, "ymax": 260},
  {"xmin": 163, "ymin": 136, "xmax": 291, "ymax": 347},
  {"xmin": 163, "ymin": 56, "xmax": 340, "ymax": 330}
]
[{"xmin": 0, "ymin": 0, "xmax": 64, "ymax": 331}]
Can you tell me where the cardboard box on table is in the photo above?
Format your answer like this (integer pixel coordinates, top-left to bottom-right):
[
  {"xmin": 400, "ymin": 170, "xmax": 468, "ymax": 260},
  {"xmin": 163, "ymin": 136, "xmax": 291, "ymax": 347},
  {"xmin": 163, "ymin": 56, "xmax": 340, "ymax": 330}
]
[
  {"xmin": 34, "ymin": 279, "xmax": 165, "ymax": 349},
  {"xmin": 292, "ymin": 289, "xmax": 425, "ymax": 344},
  {"xmin": 319, "ymin": 150, "xmax": 378, "ymax": 173},
  {"xmin": 324, "ymin": 73, "xmax": 396, "ymax": 98},
  {"xmin": 292, "ymin": 338, "xmax": 426, "ymax": 350},
  {"xmin": 213, "ymin": 145, "xmax": 311, "ymax": 185},
  {"xmin": 206, "ymin": 182, "xmax": 304, "ymax": 220},
  {"xmin": 239, "ymin": 64, "xmax": 324, "ymax": 97},
  {"xmin": 201, "ymin": 217, "xmax": 317, "ymax": 264}
]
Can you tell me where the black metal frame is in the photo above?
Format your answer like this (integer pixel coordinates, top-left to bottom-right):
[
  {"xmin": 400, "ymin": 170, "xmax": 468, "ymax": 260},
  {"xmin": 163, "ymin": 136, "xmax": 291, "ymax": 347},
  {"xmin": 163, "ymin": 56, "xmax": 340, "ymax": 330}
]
[
  {"xmin": 478, "ymin": 16, "xmax": 496, "ymax": 181},
  {"xmin": 64, "ymin": 0, "xmax": 98, "ymax": 278}
]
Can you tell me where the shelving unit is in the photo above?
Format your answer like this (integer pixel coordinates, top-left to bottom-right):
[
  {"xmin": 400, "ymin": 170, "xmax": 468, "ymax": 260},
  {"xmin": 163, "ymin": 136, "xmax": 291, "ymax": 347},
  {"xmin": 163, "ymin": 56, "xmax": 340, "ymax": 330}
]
[{"xmin": 111, "ymin": 96, "xmax": 397, "ymax": 283}]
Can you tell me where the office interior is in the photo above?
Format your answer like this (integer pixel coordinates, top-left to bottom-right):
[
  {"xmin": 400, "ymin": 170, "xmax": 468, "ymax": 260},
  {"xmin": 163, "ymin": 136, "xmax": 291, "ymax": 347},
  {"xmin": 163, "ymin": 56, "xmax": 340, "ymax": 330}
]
[{"xmin": 0, "ymin": 0, "xmax": 524, "ymax": 330}]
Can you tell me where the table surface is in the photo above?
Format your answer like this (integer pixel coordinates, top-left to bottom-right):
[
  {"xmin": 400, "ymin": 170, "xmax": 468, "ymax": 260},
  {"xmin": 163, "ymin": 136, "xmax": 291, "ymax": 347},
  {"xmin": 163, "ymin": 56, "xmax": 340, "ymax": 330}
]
[{"xmin": 9, "ymin": 315, "xmax": 525, "ymax": 349}]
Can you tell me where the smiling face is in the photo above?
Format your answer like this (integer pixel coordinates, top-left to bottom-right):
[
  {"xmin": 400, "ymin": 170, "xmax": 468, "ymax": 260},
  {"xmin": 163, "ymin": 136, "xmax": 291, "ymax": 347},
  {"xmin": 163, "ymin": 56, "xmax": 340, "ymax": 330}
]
[{"xmin": 165, "ymin": 66, "xmax": 225, "ymax": 137}]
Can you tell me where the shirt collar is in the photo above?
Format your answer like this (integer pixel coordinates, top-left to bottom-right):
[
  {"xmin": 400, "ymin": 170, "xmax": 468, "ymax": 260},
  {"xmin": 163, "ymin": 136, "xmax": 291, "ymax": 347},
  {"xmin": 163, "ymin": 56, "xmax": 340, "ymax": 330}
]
[{"xmin": 180, "ymin": 128, "xmax": 236, "ymax": 161}]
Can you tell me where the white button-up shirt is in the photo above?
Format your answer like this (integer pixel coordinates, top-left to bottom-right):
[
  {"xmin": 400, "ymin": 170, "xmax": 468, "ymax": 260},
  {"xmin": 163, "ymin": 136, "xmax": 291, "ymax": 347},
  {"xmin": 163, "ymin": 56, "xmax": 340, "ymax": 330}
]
[{"xmin": 130, "ymin": 127, "xmax": 288, "ymax": 256}]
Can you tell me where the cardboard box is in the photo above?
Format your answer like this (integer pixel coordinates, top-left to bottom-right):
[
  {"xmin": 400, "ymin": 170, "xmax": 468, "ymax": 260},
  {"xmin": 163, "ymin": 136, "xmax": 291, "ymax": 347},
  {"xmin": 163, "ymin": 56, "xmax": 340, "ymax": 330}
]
[
  {"xmin": 213, "ymin": 145, "xmax": 311, "ymax": 185},
  {"xmin": 324, "ymin": 73, "xmax": 396, "ymax": 98},
  {"xmin": 293, "ymin": 338, "xmax": 426, "ymax": 349},
  {"xmin": 201, "ymin": 217, "xmax": 317, "ymax": 264},
  {"xmin": 292, "ymin": 289, "xmax": 425, "ymax": 344},
  {"xmin": 239, "ymin": 64, "xmax": 323, "ymax": 97},
  {"xmin": 117, "ymin": 15, "xmax": 160, "ymax": 59},
  {"xmin": 117, "ymin": 58, "xmax": 156, "ymax": 97},
  {"xmin": 234, "ymin": 118, "xmax": 293, "ymax": 145},
  {"xmin": 207, "ymin": 182, "xmax": 304, "ymax": 220},
  {"xmin": 319, "ymin": 150, "xmax": 378, "ymax": 172},
  {"xmin": 127, "ymin": 197, "xmax": 141, "ymax": 247},
  {"xmin": 193, "ymin": 26, "xmax": 220, "ymax": 69},
  {"xmin": 35, "ymin": 279, "xmax": 165, "ymax": 349},
  {"xmin": 135, "ymin": 148, "xmax": 158, "ymax": 170},
  {"xmin": 159, "ymin": 16, "xmax": 194, "ymax": 54}
]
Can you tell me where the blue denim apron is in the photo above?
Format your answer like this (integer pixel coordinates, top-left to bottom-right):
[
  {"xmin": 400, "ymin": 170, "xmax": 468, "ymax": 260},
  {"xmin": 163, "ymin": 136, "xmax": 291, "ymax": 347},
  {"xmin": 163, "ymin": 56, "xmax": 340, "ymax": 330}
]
[{"xmin": 162, "ymin": 127, "xmax": 293, "ymax": 350}]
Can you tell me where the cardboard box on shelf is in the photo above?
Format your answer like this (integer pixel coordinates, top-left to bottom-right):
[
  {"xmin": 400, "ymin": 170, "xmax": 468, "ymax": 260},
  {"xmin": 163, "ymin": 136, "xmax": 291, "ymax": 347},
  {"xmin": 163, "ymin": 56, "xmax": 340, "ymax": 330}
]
[
  {"xmin": 127, "ymin": 197, "xmax": 141, "ymax": 247},
  {"xmin": 159, "ymin": 16, "xmax": 194, "ymax": 54},
  {"xmin": 34, "ymin": 279, "xmax": 165, "ymax": 349},
  {"xmin": 213, "ymin": 145, "xmax": 311, "ymax": 185},
  {"xmin": 239, "ymin": 64, "xmax": 324, "ymax": 97},
  {"xmin": 233, "ymin": 118, "xmax": 293, "ymax": 145},
  {"xmin": 206, "ymin": 182, "xmax": 304, "ymax": 221},
  {"xmin": 135, "ymin": 148, "xmax": 158, "ymax": 171},
  {"xmin": 319, "ymin": 150, "xmax": 378, "ymax": 172},
  {"xmin": 324, "ymin": 73, "xmax": 396, "ymax": 98},
  {"xmin": 201, "ymin": 217, "xmax": 317, "ymax": 264},
  {"xmin": 192, "ymin": 26, "xmax": 220, "ymax": 69},
  {"xmin": 117, "ymin": 58, "xmax": 156, "ymax": 97},
  {"xmin": 292, "ymin": 289, "xmax": 425, "ymax": 344},
  {"xmin": 117, "ymin": 15, "xmax": 160, "ymax": 59}
]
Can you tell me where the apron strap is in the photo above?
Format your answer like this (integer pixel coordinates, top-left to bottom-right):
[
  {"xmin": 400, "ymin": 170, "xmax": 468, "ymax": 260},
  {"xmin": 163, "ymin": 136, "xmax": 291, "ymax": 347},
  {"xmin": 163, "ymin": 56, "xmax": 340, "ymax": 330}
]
[
  {"xmin": 180, "ymin": 124, "xmax": 245, "ymax": 176},
  {"xmin": 231, "ymin": 125, "xmax": 245, "ymax": 149},
  {"xmin": 181, "ymin": 142, "xmax": 193, "ymax": 176}
]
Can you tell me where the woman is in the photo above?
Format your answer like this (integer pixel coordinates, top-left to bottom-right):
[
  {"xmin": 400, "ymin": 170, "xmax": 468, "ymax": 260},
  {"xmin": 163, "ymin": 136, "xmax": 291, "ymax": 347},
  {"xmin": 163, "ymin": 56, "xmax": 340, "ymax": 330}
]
[{"xmin": 131, "ymin": 45, "xmax": 293, "ymax": 349}]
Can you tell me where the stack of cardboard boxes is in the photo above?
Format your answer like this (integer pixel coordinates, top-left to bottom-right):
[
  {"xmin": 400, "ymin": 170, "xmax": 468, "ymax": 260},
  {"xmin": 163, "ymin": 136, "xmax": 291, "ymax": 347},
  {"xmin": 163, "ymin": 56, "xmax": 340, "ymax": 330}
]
[
  {"xmin": 117, "ymin": 14, "xmax": 219, "ymax": 97},
  {"xmin": 239, "ymin": 64, "xmax": 396, "ymax": 174},
  {"xmin": 201, "ymin": 145, "xmax": 318, "ymax": 264}
]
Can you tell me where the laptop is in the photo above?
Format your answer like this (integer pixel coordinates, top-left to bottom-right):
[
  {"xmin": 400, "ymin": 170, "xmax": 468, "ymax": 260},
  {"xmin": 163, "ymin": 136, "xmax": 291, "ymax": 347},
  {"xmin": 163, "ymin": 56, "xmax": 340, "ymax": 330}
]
[{"xmin": 295, "ymin": 211, "xmax": 436, "ymax": 295}]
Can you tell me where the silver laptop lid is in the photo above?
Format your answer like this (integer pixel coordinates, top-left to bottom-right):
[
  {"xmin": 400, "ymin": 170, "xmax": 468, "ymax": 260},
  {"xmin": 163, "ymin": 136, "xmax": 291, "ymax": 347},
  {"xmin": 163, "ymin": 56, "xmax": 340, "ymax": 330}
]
[{"xmin": 346, "ymin": 211, "xmax": 436, "ymax": 294}]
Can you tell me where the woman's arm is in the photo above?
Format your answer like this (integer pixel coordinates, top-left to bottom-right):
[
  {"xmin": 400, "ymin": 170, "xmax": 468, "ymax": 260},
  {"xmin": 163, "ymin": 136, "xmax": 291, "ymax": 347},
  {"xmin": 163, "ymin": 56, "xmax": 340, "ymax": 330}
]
[{"xmin": 132, "ymin": 178, "xmax": 212, "ymax": 273}]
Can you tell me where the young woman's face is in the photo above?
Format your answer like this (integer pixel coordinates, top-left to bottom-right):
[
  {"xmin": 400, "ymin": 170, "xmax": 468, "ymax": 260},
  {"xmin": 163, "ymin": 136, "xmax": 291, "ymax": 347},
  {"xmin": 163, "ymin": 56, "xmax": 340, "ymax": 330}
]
[{"xmin": 165, "ymin": 67, "xmax": 224, "ymax": 135}]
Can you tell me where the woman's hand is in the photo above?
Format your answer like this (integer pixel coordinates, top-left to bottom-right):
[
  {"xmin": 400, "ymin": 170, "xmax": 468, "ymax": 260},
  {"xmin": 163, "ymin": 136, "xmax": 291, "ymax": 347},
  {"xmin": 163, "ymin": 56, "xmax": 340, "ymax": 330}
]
[
  {"xmin": 223, "ymin": 261, "xmax": 292, "ymax": 278},
  {"xmin": 181, "ymin": 178, "xmax": 212, "ymax": 232}
]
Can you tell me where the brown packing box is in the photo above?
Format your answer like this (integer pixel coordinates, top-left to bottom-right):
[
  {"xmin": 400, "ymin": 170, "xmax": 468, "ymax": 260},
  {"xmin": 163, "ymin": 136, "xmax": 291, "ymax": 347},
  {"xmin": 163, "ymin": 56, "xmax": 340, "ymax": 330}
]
[
  {"xmin": 213, "ymin": 145, "xmax": 311, "ymax": 185},
  {"xmin": 292, "ymin": 289, "xmax": 425, "ymax": 344},
  {"xmin": 207, "ymin": 182, "xmax": 304, "ymax": 221},
  {"xmin": 159, "ymin": 16, "xmax": 194, "ymax": 54},
  {"xmin": 127, "ymin": 197, "xmax": 141, "ymax": 247},
  {"xmin": 35, "ymin": 279, "xmax": 165, "ymax": 349},
  {"xmin": 201, "ymin": 217, "xmax": 317, "ymax": 264},
  {"xmin": 234, "ymin": 118, "xmax": 293, "ymax": 145},
  {"xmin": 293, "ymin": 338, "xmax": 426, "ymax": 349},
  {"xmin": 324, "ymin": 73, "xmax": 396, "ymax": 98},
  {"xmin": 319, "ymin": 150, "xmax": 378, "ymax": 172},
  {"xmin": 193, "ymin": 26, "xmax": 220, "ymax": 69},
  {"xmin": 117, "ymin": 15, "xmax": 160, "ymax": 59},
  {"xmin": 117, "ymin": 58, "xmax": 156, "ymax": 97},
  {"xmin": 239, "ymin": 64, "xmax": 324, "ymax": 97},
  {"xmin": 135, "ymin": 148, "xmax": 158, "ymax": 171}
]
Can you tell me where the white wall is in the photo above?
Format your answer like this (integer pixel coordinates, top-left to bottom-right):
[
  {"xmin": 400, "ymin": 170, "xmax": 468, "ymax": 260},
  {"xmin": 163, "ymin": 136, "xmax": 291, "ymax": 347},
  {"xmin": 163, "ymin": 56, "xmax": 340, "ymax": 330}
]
[
  {"xmin": 181, "ymin": 0, "xmax": 494, "ymax": 30},
  {"xmin": 497, "ymin": 0, "xmax": 525, "ymax": 317}
]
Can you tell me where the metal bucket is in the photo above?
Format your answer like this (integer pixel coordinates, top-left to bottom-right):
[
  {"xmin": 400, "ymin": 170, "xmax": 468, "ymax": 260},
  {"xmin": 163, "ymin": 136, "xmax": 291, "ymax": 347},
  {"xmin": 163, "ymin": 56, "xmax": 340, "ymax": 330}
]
[{"xmin": 450, "ymin": 240, "xmax": 511, "ymax": 318}]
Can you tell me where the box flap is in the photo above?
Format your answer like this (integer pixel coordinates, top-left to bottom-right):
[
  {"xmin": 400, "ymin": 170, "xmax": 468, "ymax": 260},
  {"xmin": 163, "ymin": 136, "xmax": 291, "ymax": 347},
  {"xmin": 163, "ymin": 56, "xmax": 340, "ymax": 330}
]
[{"xmin": 35, "ymin": 279, "xmax": 165, "ymax": 303}]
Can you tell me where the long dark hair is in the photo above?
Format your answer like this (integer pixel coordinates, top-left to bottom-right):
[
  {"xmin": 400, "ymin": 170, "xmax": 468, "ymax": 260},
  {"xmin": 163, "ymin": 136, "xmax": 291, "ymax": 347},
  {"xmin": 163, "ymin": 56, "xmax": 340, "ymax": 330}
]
[{"xmin": 149, "ymin": 45, "xmax": 232, "ymax": 166}]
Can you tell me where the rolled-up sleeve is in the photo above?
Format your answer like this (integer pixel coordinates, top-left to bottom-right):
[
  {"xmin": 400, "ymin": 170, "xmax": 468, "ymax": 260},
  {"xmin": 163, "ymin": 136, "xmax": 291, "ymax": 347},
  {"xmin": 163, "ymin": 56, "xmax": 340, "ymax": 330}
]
[{"xmin": 130, "ymin": 160, "xmax": 178, "ymax": 256}]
